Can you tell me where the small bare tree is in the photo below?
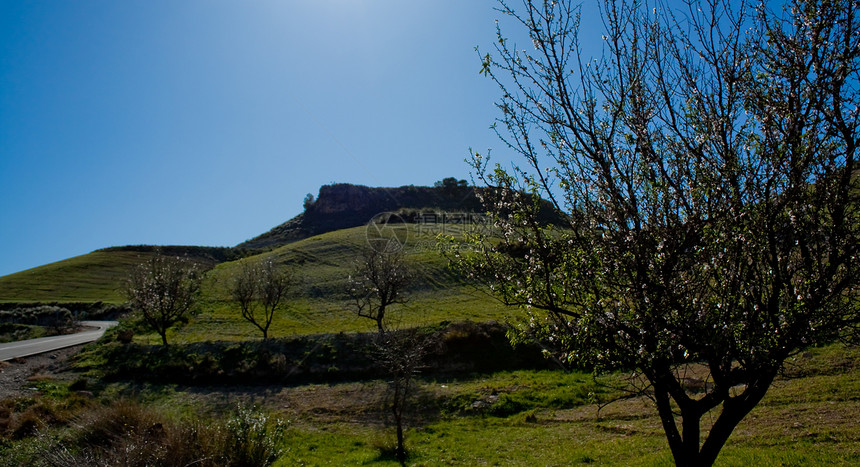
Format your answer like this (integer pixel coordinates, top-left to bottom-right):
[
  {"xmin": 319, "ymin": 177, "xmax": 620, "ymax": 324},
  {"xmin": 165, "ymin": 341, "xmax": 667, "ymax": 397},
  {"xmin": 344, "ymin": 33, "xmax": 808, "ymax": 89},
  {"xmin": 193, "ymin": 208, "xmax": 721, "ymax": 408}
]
[
  {"xmin": 125, "ymin": 255, "xmax": 200, "ymax": 346},
  {"xmin": 232, "ymin": 258, "xmax": 292, "ymax": 339},
  {"xmin": 375, "ymin": 329, "xmax": 434, "ymax": 465},
  {"xmin": 347, "ymin": 248, "xmax": 411, "ymax": 335}
]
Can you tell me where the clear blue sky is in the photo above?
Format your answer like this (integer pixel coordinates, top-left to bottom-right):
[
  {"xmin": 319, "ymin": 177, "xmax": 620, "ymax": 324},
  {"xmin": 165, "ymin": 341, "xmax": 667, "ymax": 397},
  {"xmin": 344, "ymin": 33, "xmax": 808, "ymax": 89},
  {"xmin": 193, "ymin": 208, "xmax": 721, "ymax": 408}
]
[
  {"xmin": 0, "ymin": 0, "xmax": 608, "ymax": 277},
  {"xmin": 0, "ymin": 0, "xmax": 505, "ymax": 276}
]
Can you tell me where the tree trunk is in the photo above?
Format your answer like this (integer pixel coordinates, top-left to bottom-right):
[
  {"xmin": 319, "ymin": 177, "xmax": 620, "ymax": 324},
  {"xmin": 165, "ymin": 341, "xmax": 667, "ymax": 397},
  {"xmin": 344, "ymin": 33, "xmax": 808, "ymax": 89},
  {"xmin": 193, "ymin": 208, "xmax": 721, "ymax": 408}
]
[
  {"xmin": 680, "ymin": 407, "xmax": 703, "ymax": 466},
  {"xmin": 395, "ymin": 418, "xmax": 405, "ymax": 465},
  {"xmin": 655, "ymin": 370, "xmax": 777, "ymax": 466},
  {"xmin": 392, "ymin": 382, "xmax": 406, "ymax": 465},
  {"xmin": 698, "ymin": 374, "xmax": 775, "ymax": 465},
  {"xmin": 654, "ymin": 385, "xmax": 686, "ymax": 464}
]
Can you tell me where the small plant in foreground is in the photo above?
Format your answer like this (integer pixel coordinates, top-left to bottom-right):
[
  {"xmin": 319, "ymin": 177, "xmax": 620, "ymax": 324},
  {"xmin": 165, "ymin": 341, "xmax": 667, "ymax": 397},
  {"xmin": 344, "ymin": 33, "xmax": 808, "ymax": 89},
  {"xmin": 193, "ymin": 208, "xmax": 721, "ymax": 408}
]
[
  {"xmin": 226, "ymin": 404, "xmax": 288, "ymax": 467},
  {"xmin": 5, "ymin": 400, "xmax": 287, "ymax": 467}
]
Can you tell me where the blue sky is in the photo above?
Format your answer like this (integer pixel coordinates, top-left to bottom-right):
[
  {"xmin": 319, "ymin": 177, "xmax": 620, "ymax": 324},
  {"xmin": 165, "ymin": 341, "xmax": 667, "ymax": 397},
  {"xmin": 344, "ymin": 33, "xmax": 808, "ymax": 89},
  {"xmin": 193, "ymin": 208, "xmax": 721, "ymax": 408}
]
[
  {"xmin": 0, "ymin": 0, "xmax": 618, "ymax": 278},
  {"xmin": 1, "ymin": 0, "xmax": 525, "ymax": 276}
]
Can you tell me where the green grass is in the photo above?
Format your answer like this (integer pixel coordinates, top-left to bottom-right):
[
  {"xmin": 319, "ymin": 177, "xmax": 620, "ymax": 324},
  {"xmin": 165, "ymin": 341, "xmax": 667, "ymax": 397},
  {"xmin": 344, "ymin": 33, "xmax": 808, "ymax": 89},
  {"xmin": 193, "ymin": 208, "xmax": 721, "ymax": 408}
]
[
  {"xmin": 0, "ymin": 250, "xmax": 219, "ymax": 304},
  {"xmin": 164, "ymin": 289, "xmax": 506, "ymax": 344},
  {"xmin": 266, "ymin": 345, "xmax": 860, "ymax": 465},
  {"xmin": 4, "ymin": 344, "xmax": 858, "ymax": 465},
  {"xmin": 117, "ymin": 225, "xmax": 511, "ymax": 343},
  {"xmin": 125, "ymin": 344, "xmax": 858, "ymax": 465},
  {"xmin": 440, "ymin": 370, "xmax": 607, "ymax": 416},
  {"xmin": 1, "ymin": 224, "xmax": 509, "ymax": 343}
]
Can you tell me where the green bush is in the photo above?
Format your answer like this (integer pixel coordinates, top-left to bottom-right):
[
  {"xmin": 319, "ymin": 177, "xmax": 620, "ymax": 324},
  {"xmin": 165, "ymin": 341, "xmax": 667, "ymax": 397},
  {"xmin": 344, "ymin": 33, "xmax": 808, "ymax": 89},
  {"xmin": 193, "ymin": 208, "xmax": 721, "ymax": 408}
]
[
  {"xmin": 226, "ymin": 404, "xmax": 287, "ymax": 467},
  {"xmin": 0, "ymin": 306, "xmax": 74, "ymax": 334}
]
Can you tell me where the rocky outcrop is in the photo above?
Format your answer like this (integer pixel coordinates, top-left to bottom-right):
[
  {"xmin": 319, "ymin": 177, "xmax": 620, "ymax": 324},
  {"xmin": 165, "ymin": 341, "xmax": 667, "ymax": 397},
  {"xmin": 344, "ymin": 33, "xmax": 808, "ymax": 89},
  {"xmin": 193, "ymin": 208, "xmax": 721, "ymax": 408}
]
[
  {"xmin": 237, "ymin": 183, "xmax": 485, "ymax": 250},
  {"xmin": 237, "ymin": 183, "xmax": 567, "ymax": 250}
]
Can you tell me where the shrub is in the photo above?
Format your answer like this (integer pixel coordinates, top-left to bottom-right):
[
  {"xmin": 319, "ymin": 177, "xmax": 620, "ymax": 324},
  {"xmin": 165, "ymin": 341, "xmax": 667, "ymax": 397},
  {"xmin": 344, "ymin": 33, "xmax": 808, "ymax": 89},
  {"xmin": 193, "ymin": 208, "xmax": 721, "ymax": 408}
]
[
  {"xmin": 0, "ymin": 306, "xmax": 75, "ymax": 334},
  {"xmin": 225, "ymin": 404, "xmax": 287, "ymax": 467},
  {"xmin": 24, "ymin": 401, "xmax": 288, "ymax": 467}
]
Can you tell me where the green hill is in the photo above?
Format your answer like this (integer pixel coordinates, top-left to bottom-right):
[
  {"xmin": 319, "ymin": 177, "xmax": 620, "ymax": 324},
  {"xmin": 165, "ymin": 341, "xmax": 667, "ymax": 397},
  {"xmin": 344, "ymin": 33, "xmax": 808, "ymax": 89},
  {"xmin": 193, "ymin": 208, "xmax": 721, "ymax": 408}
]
[
  {"xmin": 159, "ymin": 224, "xmax": 511, "ymax": 343},
  {"xmin": 0, "ymin": 183, "xmax": 520, "ymax": 341},
  {"xmin": 0, "ymin": 246, "xmax": 230, "ymax": 304},
  {"xmin": 0, "ymin": 224, "xmax": 510, "ymax": 343}
]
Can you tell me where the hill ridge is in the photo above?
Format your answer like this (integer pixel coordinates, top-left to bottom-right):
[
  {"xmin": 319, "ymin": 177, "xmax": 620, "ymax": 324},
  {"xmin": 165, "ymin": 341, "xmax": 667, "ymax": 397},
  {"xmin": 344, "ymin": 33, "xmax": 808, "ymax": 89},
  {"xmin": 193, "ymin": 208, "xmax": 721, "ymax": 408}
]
[{"xmin": 236, "ymin": 182, "xmax": 488, "ymax": 250}]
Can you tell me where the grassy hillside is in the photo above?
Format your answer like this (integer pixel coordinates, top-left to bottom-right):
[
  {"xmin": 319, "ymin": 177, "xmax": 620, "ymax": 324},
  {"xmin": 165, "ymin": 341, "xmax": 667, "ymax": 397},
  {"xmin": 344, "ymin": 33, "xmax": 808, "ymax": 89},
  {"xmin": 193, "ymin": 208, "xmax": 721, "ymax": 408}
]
[
  {"xmin": 0, "ymin": 250, "xmax": 158, "ymax": 304},
  {"xmin": 0, "ymin": 247, "xmax": 229, "ymax": 304},
  {"xmin": 0, "ymin": 223, "xmax": 510, "ymax": 341},
  {"xmin": 168, "ymin": 224, "xmax": 509, "ymax": 343}
]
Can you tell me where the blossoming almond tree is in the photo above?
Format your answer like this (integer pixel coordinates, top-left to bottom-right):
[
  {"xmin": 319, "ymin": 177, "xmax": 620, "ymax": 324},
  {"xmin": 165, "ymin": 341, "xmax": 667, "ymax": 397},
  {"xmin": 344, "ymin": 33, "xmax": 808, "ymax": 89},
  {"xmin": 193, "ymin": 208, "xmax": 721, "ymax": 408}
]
[
  {"xmin": 453, "ymin": 0, "xmax": 859, "ymax": 464},
  {"xmin": 126, "ymin": 255, "xmax": 200, "ymax": 346}
]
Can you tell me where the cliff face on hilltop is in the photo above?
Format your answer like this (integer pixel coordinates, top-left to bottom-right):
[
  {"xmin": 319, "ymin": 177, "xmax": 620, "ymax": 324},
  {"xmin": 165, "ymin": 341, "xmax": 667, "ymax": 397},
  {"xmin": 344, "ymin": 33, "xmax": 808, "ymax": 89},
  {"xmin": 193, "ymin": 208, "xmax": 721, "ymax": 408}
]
[{"xmin": 236, "ymin": 183, "xmax": 487, "ymax": 250}]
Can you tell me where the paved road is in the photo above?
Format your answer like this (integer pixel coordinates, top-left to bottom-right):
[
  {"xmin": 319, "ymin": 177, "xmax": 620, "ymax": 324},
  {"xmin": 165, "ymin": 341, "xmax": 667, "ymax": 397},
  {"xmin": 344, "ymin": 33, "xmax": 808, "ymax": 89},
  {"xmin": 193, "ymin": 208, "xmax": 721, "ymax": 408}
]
[{"xmin": 0, "ymin": 321, "xmax": 117, "ymax": 361}]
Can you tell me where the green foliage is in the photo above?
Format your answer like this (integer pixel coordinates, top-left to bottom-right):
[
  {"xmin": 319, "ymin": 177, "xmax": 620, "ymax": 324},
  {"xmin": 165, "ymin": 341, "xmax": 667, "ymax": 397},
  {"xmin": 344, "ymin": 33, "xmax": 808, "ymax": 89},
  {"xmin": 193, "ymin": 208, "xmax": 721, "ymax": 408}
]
[
  {"xmin": 226, "ymin": 404, "xmax": 287, "ymax": 467},
  {"xmin": 0, "ymin": 305, "xmax": 72, "ymax": 326},
  {"xmin": 0, "ymin": 323, "xmax": 45, "ymax": 343},
  {"xmin": 302, "ymin": 193, "xmax": 315, "ymax": 211},
  {"xmin": 0, "ymin": 305, "xmax": 76, "ymax": 340},
  {"xmin": 71, "ymin": 322, "xmax": 551, "ymax": 386}
]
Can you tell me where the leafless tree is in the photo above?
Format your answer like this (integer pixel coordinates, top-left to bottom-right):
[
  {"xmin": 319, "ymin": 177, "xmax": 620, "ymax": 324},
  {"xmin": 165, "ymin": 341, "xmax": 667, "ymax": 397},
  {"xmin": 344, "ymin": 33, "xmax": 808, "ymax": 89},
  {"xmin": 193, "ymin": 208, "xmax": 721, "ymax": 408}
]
[
  {"xmin": 348, "ymin": 248, "xmax": 411, "ymax": 335},
  {"xmin": 232, "ymin": 258, "xmax": 292, "ymax": 339},
  {"xmin": 375, "ymin": 328, "xmax": 434, "ymax": 466}
]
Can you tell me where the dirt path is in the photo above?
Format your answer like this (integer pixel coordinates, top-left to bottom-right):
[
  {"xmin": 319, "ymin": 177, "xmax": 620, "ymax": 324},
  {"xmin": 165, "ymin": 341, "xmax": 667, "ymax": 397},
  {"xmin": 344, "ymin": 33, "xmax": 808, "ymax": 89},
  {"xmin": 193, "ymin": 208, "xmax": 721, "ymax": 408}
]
[{"xmin": 0, "ymin": 345, "xmax": 83, "ymax": 400}]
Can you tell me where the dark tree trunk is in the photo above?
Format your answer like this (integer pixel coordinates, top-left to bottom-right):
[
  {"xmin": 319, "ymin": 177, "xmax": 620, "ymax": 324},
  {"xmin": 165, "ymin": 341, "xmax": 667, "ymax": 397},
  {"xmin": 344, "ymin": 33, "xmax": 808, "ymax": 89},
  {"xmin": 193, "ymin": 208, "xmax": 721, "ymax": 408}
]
[
  {"xmin": 698, "ymin": 373, "xmax": 776, "ymax": 465},
  {"xmin": 395, "ymin": 418, "xmax": 405, "ymax": 465},
  {"xmin": 653, "ymin": 368, "xmax": 778, "ymax": 466},
  {"xmin": 654, "ymin": 383, "xmax": 686, "ymax": 464},
  {"xmin": 392, "ymin": 381, "xmax": 406, "ymax": 465}
]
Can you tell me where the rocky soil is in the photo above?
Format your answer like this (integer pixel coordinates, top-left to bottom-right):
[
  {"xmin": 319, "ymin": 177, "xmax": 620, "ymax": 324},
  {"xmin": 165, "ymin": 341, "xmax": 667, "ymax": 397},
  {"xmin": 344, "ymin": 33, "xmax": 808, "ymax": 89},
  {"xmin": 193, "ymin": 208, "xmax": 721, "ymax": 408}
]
[{"xmin": 0, "ymin": 345, "xmax": 83, "ymax": 400}]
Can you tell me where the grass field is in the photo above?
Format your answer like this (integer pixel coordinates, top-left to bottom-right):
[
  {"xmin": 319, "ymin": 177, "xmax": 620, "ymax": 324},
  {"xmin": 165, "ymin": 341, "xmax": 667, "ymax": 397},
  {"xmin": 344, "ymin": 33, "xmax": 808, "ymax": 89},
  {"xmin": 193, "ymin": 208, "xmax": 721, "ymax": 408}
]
[
  {"xmin": 0, "ymin": 225, "xmax": 512, "ymax": 343},
  {"xmin": 0, "ymin": 224, "xmax": 511, "ymax": 343},
  {"xmin": 2, "ymin": 223, "xmax": 858, "ymax": 466},
  {"xmin": 3, "ymin": 343, "xmax": 856, "ymax": 466},
  {"xmin": 208, "ymin": 343, "xmax": 860, "ymax": 465},
  {"xmin": 0, "ymin": 248, "xmax": 225, "ymax": 304}
]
